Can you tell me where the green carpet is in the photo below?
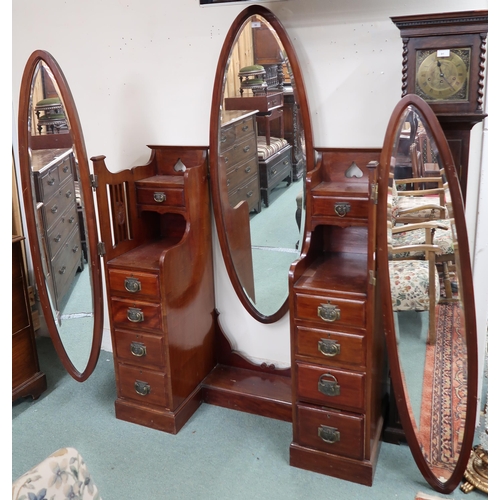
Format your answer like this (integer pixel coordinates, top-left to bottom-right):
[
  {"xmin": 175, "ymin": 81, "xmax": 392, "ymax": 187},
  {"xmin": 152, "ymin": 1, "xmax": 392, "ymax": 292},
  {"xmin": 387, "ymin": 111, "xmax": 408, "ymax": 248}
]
[{"xmin": 11, "ymin": 337, "xmax": 487, "ymax": 500}]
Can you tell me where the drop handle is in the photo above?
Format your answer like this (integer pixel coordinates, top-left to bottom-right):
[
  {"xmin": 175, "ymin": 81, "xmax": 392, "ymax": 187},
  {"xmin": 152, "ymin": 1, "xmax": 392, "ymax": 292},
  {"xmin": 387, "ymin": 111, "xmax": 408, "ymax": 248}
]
[
  {"xmin": 153, "ymin": 192, "xmax": 166, "ymax": 203},
  {"xmin": 53, "ymin": 234, "xmax": 62, "ymax": 243},
  {"xmin": 58, "ymin": 266, "xmax": 66, "ymax": 275},
  {"xmin": 72, "ymin": 245, "xmax": 79, "ymax": 253},
  {"xmin": 63, "ymin": 165, "xmax": 69, "ymax": 173},
  {"xmin": 130, "ymin": 342, "xmax": 147, "ymax": 357},
  {"xmin": 318, "ymin": 339, "xmax": 341, "ymax": 357},
  {"xmin": 318, "ymin": 373, "xmax": 340, "ymax": 397},
  {"xmin": 245, "ymin": 166, "xmax": 251, "ymax": 173},
  {"xmin": 127, "ymin": 307, "xmax": 144, "ymax": 323},
  {"xmin": 334, "ymin": 202, "xmax": 351, "ymax": 217},
  {"xmin": 318, "ymin": 303, "xmax": 341, "ymax": 322},
  {"xmin": 134, "ymin": 380, "xmax": 150, "ymax": 396},
  {"xmin": 241, "ymin": 125, "xmax": 249, "ymax": 132},
  {"xmin": 68, "ymin": 216, "xmax": 75, "ymax": 223},
  {"xmin": 65, "ymin": 190, "xmax": 73, "ymax": 198},
  {"xmin": 124, "ymin": 277, "xmax": 141, "ymax": 293},
  {"xmin": 47, "ymin": 178, "xmax": 56, "ymax": 186},
  {"xmin": 318, "ymin": 425, "xmax": 340, "ymax": 444},
  {"xmin": 51, "ymin": 205, "xmax": 58, "ymax": 214},
  {"xmin": 243, "ymin": 145, "xmax": 250, "ymax": 153}
]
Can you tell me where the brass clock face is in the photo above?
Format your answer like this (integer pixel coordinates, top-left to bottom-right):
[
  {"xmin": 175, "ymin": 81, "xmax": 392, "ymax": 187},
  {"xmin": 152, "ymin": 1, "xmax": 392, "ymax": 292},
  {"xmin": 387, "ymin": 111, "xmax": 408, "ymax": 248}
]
[{"xmin": 416, "ymin": 48, "xmax": 471, "ymax": 102}]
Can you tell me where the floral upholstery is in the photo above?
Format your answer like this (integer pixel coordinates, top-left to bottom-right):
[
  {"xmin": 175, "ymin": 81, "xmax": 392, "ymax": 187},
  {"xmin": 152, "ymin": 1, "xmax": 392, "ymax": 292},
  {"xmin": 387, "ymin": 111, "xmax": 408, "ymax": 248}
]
[
  {"xmin": 389, "ymin": 260, "xmax": 440, "ymax": 311},
  {"xmin": 12, "ymin": 447, "xmax": 101, "ymax": 500}
]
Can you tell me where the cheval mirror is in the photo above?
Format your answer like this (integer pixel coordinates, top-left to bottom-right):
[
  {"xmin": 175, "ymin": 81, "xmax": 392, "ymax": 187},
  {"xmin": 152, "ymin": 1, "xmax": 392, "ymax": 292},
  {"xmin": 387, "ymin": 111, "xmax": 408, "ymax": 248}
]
[
  {"xmin": 210, "ymin": 5, "xmax": 313, "ymax": 322},
  {"xmin": 377, "ymin": 94, "xmax": 478, "ymax": 493},
  {"xmin": 18, "ymin": 50, "xmax": 103, "ymax": 382}
]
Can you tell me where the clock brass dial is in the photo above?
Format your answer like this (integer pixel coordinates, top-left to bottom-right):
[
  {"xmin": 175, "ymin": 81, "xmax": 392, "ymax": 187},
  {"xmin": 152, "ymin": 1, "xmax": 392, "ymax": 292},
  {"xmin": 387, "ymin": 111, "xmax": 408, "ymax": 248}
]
[{"xmin": 416, "ymin": 48, "xmax": 470, "ymax": 101}]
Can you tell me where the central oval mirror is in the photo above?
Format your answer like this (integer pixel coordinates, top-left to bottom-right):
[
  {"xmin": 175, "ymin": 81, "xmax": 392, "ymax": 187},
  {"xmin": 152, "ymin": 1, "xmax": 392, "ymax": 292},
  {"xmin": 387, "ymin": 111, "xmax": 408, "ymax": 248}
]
[
  {"xmin": 18, "ymin": 50, "xmax": 103, "ymax": 381},
  {"xmin": 210, "ymin": 6, "xmax": 313, "ymax": 322},
  {"xmin": 377, "ymin": 94, "xmax": 478, "ymax": 493}
]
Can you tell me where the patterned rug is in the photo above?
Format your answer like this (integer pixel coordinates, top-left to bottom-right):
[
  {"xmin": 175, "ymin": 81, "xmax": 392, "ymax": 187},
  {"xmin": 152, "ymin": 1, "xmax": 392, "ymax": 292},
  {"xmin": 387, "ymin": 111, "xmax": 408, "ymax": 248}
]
[{"xmin": 419, "ymin": 301, "xmax": 468, "ymax": 479}]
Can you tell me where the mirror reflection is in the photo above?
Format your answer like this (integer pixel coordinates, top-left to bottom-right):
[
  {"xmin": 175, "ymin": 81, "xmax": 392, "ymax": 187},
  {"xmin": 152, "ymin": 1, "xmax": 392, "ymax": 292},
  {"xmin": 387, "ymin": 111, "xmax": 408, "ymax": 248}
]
[
  {"xmin": 28, "ymin": 61, "xmax": 93, "ymax": 373},
  {"xmin": 218, "ymin": 14, "xmax": 306, "ymax": 317},
  {"xmin": 387, "ymin": 105, "xmax": 466, "ymax": 481}
]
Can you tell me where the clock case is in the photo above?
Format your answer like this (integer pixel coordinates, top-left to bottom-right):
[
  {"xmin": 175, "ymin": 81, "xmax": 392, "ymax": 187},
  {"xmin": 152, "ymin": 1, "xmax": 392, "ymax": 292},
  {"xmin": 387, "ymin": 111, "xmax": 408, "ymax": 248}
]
[{"xmin": 391, "ymin": 10, "xmax": 487, "ymax": 116}]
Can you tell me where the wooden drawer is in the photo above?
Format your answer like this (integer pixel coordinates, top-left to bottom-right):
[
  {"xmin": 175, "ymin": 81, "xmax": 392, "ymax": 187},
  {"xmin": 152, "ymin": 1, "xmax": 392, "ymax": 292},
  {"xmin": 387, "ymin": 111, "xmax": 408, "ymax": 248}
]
[
  {"xmin": 295, "ymin": 292, "xmax": 366, "ymax": 330},
  {"xmin": 221, "ymin": 135, "xmax": 257, "ymax": 168},
  {"xmin": 228, "ymin": 174, "xmax": 260, "ymax": 212},
  {"xmin": 220, "ymin": 116, "xmax": 256, "ymax": 151},
  {"xmin": 117, "ymin": 363, "xmax": 169, "ymax": 407},
  {"xmin": 295, "ymin": 326, "xmax": 366, "ymax": 368},
  {"xmin": 114, "ymin": 328, "xmax": 165, "ymax": 368},
  {"xmin": 295, "ymin": 403, "xmax": 365, "ymax": 460},
  {"xmin": 226, "ymin": 157, "xmax": 259, "ymax": 193},
  {"xmin": 259, "ymin": 145, "xmax": 292, "ymax": 189},
  {"xmin": 51, "ymin": 227, "xmax": 82, "ymax": 300},
  {"xmin": 108, "ymin": 268, "xmax": 160, "ymax": 300},
  {"xmin": 136, "ymin": 185, "xmax": 185, "ymax": 209},
  {"xmin": 224, "ymin": 92, "xmax": 283, "ymax": 113},
  {"xmin": 311, "ymin": 194, "xmax": 369, "ymax": 220},
  {"xmin": 110, "ymin": 297, "xmax": 163, "ymax": 332},
  {"xmin": 47, "ymin": 203, "xmax": 79, "ymax": 260},
  {"xmin": 296, "ymin": 362, "xmax": 365, "ymax": 412},
  {"xmin": 36, "ymin": 154, "xmax": 73, "ymax": 201},
  {"xmin": 42, "ymin": 177, "xmax": 77, "ymax": 231}
]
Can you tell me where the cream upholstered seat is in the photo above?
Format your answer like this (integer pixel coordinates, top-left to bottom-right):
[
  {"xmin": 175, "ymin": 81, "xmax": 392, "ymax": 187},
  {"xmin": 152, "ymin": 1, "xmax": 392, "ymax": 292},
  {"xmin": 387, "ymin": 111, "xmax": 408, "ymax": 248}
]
[{"xmin": 12, "ymin": 447, "xmax": 102, "ymax": 500}]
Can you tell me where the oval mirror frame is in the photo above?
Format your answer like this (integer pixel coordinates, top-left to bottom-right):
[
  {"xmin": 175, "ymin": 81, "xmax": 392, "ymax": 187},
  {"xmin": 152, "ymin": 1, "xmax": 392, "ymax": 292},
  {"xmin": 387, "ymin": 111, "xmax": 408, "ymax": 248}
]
[
  {"xmin": 377, "ymin": 94, "xmax": 478, "ymax": 493},
  {"xmin": 210, "ymin": 5, "xmax": 314, "ymax": 323},
  {"xmin": 18, "ymin": 50, "xmax": 103, "ymax": 382}
]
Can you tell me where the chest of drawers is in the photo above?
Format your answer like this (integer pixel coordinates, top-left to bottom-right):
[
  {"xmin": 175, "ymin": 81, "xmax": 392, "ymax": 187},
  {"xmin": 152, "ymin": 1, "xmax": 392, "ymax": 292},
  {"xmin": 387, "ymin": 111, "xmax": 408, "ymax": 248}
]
[
  {"xmin": 289, "ymin": 148, "xmax": 387, "ymax": 486},
  {"xmin": 92, "ymin": 146, "xmax": 216, "ymax": 434},
  {"xmin": 31, "ymin": 148, "xmax": 83, "ymax": 311},
  {"xmin": 258, "ymin": 143, "xmax": 292, "ymax": 207},
  {"xmin": 220, "ymin": 112, "xmax": 261, "ymax": 213}
]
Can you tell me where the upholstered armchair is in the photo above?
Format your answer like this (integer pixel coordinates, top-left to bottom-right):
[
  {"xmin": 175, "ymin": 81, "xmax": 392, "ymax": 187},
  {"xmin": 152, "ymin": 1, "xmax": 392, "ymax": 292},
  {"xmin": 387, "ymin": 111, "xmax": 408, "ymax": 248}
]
[{"xmin": 387, "ymin": 221, "xmax": 443, "ymax": 345}]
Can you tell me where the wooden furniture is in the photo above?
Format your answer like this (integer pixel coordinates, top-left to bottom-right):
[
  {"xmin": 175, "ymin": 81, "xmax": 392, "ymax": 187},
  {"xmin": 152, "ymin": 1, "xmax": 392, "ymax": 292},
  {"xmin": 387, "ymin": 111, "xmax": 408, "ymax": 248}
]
[
  {"xmin": 268, "ymin": 88, "xmax": 305, "ymax": 181},
  {"xmin": 12, "ymin": 236, "xmax": 47, "ymax": 401},
  {"xmin": 289, "ymin": 149, "xmax": 387, "ymax": 486},
  {"xmin": 31, "ymin": 148, "xmax": 83, "ymax": 312},
  {"xmin": 220, "ymin": 111, "xmax": 261, "ymax": 213},
  {"xmin": 92, "ymin": 146, "xmax": 216, "ymax": 434},
  {"xmin": 391, "ymin": 10, "xmax": 488, "ymax": 202},
  {"xmin": 258, "ymin": 143, "xmax": 292, "ymax": 207}
]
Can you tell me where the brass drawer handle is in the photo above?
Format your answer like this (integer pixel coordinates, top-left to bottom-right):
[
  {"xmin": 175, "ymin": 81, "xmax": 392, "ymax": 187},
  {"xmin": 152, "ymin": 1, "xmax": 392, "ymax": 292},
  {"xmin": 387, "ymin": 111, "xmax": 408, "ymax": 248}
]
[
  {"xmin": 243, "ymin": 145, "xmax": 250, "ymax": 153},
  {"xmin": 241, "ymin": 125, "xmax": 249, "ymax": 132},
  {"xmin": 318, "ymin": 373, "xmax": 340, "ymax": 397},
  {"xmin": 334, "ymin": 202, "xmax": 351, "ymax": 217},
  {"xmin": 47, "ymin": 178, "xmax": 56, "ymax": 186},
  {"xmin": 153, "ymin": 192, "xmax": 166, "ymax": 203},
  {"xmin": 221, "ymin": 134, "xmax": 227, "ymax": 143},
  {"xmin": 63, "ymin": 165, "xmax": 69, "ymax": 173},
  {"xmin": 54, "ymin": 234, "xmax": 62, "ymax": 243},
  {"xmin": 66, "ymin": 190, "xmax": 73, "ymax": 198},
  {"xmin": 134, "ymin": 380, "xmax": 150, "ymax": 396},
  {"xmin": 224, "ymin": 156, "xmax": 229, "ymax": 164},
  {"xmin": 72, "ymin": 245, "xmax": 79, "ymax": 253},
  {"xmin": 68, "ymin": 216, "xmax": 75, "ymax": 223},
  {"xmin": 58, "ymin": 266, "xmax": 66, "ymax": 275},
  {"xmin": 318, "ymin": 303, "xmax": 341, "ymax": 322},
  {"xmin": 124, "ymin": 277, "xmax": 141, "ymax": 293},
  {"xmin": 283, "ymin": 160, "xmax": 289, "ymax": 166},
  {"xmin": 318, "ymin": 339, "xmax": 341, "ymax": 357},
  {"xmin": 271, "ymin": 169, "xmax": 277, "ymax": 176},
  {"xmin": 130, "ymin": 341, "xmax": 147, "ymax": 357},
  {"xmin": 51, "ymin": 205, "xmax": 58, "ymax": 214},
  {"xmin": 246, "ymin": 190, "xmax": 253, "ymax": 198},
  {"xmin": 245, "ymin": 166, "xmax": 251, "ymax": 173},
  {"xmin": 318, "ymin": 425, "xmax": 340, "ymax": 444},
  {"xmin": 127, "ymin": 307, "xmax": 144, "ymax": 323}
]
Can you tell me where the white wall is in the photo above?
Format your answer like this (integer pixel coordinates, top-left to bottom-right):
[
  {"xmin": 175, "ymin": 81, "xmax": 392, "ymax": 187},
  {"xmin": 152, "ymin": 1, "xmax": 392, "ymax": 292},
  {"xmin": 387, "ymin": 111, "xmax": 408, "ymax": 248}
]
[{"xmin": 12, "ymin": 0, "xmax": 488, "ymax": 370}]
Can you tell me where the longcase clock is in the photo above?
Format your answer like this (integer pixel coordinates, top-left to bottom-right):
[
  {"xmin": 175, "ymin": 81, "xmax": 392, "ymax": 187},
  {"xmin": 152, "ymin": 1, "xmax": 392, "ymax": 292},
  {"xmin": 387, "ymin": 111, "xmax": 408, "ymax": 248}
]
[{"xmin": 391, "ymin": 10, "xmax": 488, "ymax": 203}]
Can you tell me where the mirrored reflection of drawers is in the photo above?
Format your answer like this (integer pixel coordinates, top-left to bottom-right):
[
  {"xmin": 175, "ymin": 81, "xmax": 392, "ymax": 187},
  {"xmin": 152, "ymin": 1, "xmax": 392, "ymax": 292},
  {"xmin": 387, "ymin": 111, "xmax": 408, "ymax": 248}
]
[
  {"xmin": 220, "ymin": 113, "xmax": 261, "ymax": 213},
  {"xmin": 31, "ymin": 148, "xmax": 83, "ymax": 310}
]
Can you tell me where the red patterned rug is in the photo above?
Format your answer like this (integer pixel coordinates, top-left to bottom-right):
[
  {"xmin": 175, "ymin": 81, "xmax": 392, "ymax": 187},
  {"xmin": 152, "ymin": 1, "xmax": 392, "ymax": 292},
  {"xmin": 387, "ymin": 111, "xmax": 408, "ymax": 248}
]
[{"xmin": 419, "ymin": 301, "xmax": 468, "ymax": 479}]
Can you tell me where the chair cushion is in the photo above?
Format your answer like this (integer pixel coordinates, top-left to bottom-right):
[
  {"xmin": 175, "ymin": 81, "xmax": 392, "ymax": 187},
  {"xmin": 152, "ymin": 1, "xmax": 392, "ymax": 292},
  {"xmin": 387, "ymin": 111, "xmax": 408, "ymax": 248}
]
[
  {"xmin": 392, "ymin": 221, "xmax": 454, "ymax": 258},
  {"xmin": 389, "ymin": 260, "xmax": 440, "ymax": 311},
  {"xmin": 257, "ymin": 136, "xmax": 288, "ymax": 160},
  {"xmin": 12, "ymin": 447, "xmax": 101, "ymax": 500}
]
